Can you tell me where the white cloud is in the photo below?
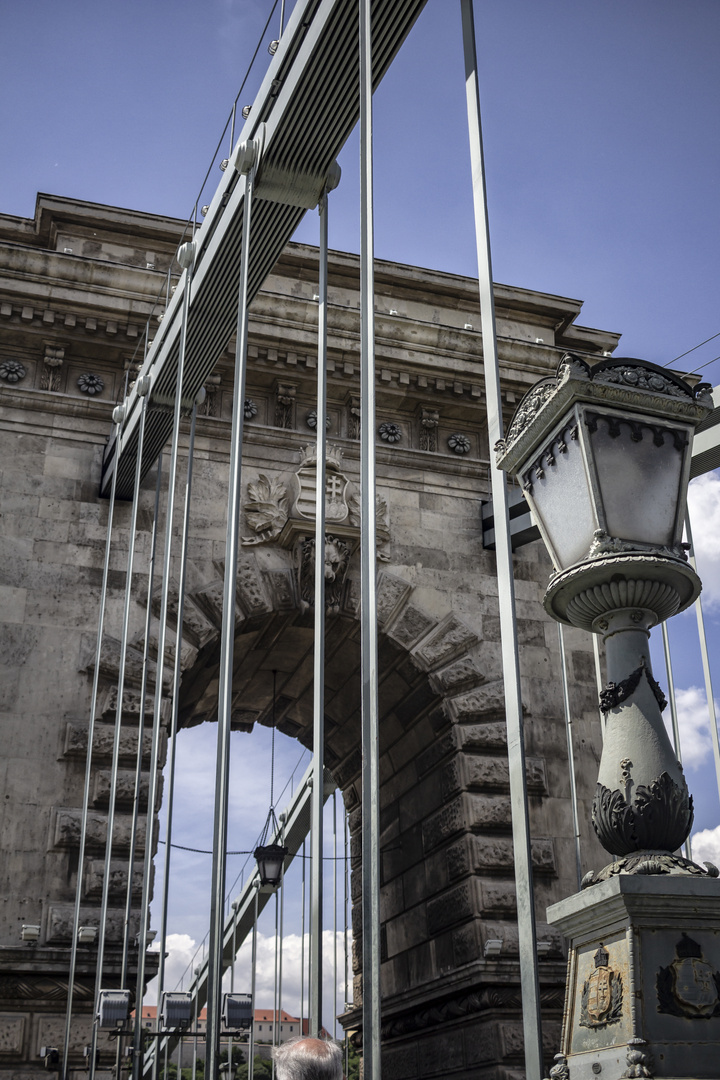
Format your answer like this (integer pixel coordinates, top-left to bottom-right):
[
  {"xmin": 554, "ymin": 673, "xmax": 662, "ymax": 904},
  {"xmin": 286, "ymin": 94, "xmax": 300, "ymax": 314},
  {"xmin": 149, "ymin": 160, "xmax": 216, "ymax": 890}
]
[
  {"xmin": 226, "ymin": 930, "xmax": 352, "ymax": 1038},
  {"xmin": 146, "ymin": 933, "xmax": 199, "ymax": 1006},
  {"xmin": 687, "ymin": 472, "xmax": 720, "ymax": 608},
  {"xmin": 691, "ymin": 824, "xmax": 720, "ymax": 869},
  {"xmin": 670, "ymin": 685, "xmax": 718, "ymax": 770},
  {"xmin": 145, "ymin": 930, "xmax": 352, "ymax": 1038}
]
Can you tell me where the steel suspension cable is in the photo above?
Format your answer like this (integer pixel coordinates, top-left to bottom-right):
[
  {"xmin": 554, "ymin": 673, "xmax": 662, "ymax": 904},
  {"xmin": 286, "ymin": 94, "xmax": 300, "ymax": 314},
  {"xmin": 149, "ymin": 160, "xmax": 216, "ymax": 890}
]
[
  {"xmin": 118, "ymin": 448, "xmax": 164, "ymax": 1080},
  {"xmin": 359, "ymin": 2, "xmax": 382, "ymax": 1074},
  {"xmin": 120, "ymin": 450, "xmax": 164, "ymax": 992},
  {"xmin": 133, "ymin": 237, "xmax": 197, "ymax": 1079},
  {"xmin": 62, "ymin": 403, "xmax": 123, "ymax": 1080},
  {"xmin": 310, "ymin": 185, "xmax": 330, "ymax": 1037},
  {"xmin": 461, "ymin": 2, "xmax": 543, "ymax": 1075},
  {"xmin": 89, "ymin": 375, "xmax": 152, "ymax": 1080},
  {"xmin": 153, "ymin": 391, "xmax": 203, "ymax": 1080},
  {"xmin": 207, "ymin": 138, "xmax": 258, "ymax": 1080}
]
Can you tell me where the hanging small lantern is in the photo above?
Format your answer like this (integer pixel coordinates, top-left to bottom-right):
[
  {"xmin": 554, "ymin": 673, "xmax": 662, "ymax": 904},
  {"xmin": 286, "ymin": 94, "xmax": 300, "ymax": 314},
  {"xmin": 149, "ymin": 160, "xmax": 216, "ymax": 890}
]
[
  {"xmin": 253, "ymin": 671, "xmax": 288, "ymax": 889},
  {"xmin": 253, "ymin": 842, "xmax": 287, "ymax": 888}
]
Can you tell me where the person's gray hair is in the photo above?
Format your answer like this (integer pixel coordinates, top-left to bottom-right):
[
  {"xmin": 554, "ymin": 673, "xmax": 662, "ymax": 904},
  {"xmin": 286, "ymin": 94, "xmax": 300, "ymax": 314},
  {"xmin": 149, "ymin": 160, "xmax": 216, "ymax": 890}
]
[{"xmin": 271, "ymin": 1036, "xmax": 343, "ymax": 1080}]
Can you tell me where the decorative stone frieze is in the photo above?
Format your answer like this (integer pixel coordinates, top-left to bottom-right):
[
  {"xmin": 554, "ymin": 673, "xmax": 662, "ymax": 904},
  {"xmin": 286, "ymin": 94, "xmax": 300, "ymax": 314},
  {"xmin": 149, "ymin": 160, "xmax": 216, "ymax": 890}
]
[
  {"xmin": 379, "ymin": 421, "xmax": 402, "ymax": 443},
  {"xmin": 0, "ymin": 360, "xmax": 26, "ymax": 384},
  {"xmin": 419, "ymin": 408, "xmax": 439, "ymax": 452},
  {"xmin": 76, "ymin": 373, "xmax": 104, "ymax": 395},
  {"xmin": 39, "ymin": 345, "xmax": 64, "ymax": 391},
  {"xmin": 275, "ymin": 381, "xmax": 296, "ymax": 428},
  {"xmin": 447, "ymin": 432, "xmax": 471, "ymax": 455}
]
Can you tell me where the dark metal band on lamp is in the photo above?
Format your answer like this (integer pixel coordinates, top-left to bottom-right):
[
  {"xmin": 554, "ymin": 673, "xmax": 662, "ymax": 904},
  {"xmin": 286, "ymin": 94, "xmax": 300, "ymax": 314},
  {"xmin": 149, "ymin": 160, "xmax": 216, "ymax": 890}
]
[{"xmin": 254, "ymin": 843, "xmax": 288, "ymax": 889}]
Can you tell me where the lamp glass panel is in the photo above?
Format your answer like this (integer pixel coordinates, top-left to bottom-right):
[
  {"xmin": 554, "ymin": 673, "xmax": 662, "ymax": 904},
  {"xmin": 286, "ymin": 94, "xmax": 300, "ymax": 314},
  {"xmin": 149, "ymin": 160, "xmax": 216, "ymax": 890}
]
[
  {"xmin": 527, "ymin": 424, "xmax": 596, "ymax": 570},
  {"xmin": 589, "ymin": 417, "xmax": 685, "ymax": 545}
]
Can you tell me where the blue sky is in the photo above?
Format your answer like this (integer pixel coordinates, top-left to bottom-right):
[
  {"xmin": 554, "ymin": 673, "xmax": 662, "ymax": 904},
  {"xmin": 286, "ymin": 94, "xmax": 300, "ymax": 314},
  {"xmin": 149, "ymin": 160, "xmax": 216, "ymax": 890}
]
[{"xmin": 3, "ymin": 0, "xmax": 720, "ymax": 1026}]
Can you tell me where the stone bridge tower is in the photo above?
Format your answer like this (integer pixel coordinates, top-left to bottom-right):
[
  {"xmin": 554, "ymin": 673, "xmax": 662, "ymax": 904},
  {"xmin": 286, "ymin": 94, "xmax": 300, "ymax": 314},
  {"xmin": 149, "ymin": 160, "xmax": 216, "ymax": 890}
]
[{"xmin": 0, "ymin": 195, "xmax": 619, "ymax": 1079}]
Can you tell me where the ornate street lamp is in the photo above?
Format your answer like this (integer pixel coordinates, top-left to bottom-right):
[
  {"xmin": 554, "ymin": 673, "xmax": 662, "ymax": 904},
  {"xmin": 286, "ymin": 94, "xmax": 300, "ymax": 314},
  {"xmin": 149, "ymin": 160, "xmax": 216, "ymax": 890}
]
[
  {"xmin": 253, "ymin": 841, "xmax": 287, "ymax": 889},
  {"xmin": 496, "ymin": 355, "xmax": 720, "ymax": 1080}
]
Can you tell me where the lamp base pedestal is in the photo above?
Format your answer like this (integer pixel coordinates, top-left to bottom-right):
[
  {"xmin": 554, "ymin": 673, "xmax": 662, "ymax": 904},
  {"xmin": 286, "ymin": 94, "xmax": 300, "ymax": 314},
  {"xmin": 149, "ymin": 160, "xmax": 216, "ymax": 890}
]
[{"xmin": 545, "ymin": 874, "xmax": 720, "ymax": 1079}]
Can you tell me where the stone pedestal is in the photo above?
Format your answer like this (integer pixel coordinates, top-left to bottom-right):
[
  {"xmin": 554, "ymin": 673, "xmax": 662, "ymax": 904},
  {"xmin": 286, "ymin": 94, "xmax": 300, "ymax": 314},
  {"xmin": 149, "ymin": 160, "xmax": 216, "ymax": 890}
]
[{"xmin": 546, "ymin": 875, "xmax": 720, "ymax": 1079}]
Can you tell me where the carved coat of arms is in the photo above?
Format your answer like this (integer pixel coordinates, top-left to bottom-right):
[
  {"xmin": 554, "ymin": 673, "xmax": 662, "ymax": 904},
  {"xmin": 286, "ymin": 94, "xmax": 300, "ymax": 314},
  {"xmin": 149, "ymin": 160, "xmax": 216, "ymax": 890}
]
[
  {"xmin": 290, "ymin": 444, "xmax": 349, "ymax": 523},
  {"xmin": 580, "ymin": 944, "xmax": 623, "ymax": 1028},
  {"xmin": 657, "ymin": 933, "xmax": 720, "ymax": 1018}
]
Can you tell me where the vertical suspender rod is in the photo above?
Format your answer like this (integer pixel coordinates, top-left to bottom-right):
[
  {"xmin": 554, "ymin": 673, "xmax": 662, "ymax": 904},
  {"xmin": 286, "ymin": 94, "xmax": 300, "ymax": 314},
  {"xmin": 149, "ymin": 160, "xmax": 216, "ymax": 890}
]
[
  {"xmin": 686, "ymin": 510, "xmax": 720, "ymax": 807},
  {"xmin": 62, "ymin": 408, "xmax": 123, "ymax": 1080},
  {"xmin": 208, "ymin": 141, "xmax": 258, "ymax": 1080},
  {"xmin": 460, "ymin": 3, "xmax": 543, "ymax": 1076},
  {"xmin": 661, "ymin": 622, "xmax": 691, "ymax": 860},
  {"xmin": 310, "ymin": 189, "xmax": 329, "ymax": 1036},
  {"xmin": 359, "ymin": 1, "xmax": 381, "ymax": 1076},
  {"xmin": 153, "ymin": 393, "xmax": 202, "ymax": 1080},
  {"xmin": 133, "ymin": 238, "xmax": 197, "ymax": 1079},
  {"xmin": 90, "ymin": 378, "xmax": 151, "ymax": 1080}
]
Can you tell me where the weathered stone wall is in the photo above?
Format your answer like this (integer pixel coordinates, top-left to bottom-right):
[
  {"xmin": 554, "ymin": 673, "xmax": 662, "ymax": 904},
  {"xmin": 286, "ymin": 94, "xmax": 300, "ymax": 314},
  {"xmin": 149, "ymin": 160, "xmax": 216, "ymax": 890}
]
[{"xmin": 0, "ymin": 195, "xmax": 618, "ymax": 1079}]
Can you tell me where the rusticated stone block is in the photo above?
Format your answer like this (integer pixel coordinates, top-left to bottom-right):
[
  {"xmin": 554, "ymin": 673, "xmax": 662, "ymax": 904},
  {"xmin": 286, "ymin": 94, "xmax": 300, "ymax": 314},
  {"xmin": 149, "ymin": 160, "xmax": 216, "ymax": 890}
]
[
  {"xmin": 90, "ymin": 636, "xmax": 167, "ymax": 690},
  {"xmin": 467, "ymin": 794, "xmax": 512, "ymax": 830},
  {"xmin": 448, "ymin": 680, "xmax": 506, "ymax": 720},
  {"xmin": 472, "ymin": 835, "xmax": 556, "ymax": 874},
  {"xmin": 192, "ymin": 578, "xmax": 240, "ymax": 628},
  {"xmin": 52, "ymin": 808, "xmax": 146, "ymax": 852},
  {"xmin": 479, "ymin": 881, "xmax": 517, "ymax": 915},
  {"xmin": 375, "ymin": 572, "xmax": 411, "ymax": 626},
  {"xmin": 445, "ymin": 837, "xmax": 470, "ymax": 881},
  {"xmin": 0, "ymin": 1015, "xmax": 26, "ymax": 1056},
  {"xmin": 96, "ymin": 685, "xmax": 170, "ymax": 725},
  {"xmin": 439, "ymin": 759, "xmax": 462, "ymax": 799},
  {"xmin": 428, "ymin": 655, "xmax": 484, "ymax": 693},
  {"xmin": 151, "ymin": 580, "xmax": 218, "ymax": 647},
  {"xmin": 457, "ymin": 720, "xmax": 507, "ymax": 750},
  {"xmin": 412, "ymin": 613, "xmax": 477, "ymax": 671},
  {"xmin": 92, "ymin": 769, "xmax": 148, "ymax": 807},
  {"xmin": 263, "ymin": 568, "xmax": 297, "ymax": 610},
  {"xmin": 426, "ymin": 882, "xmax": 474, "ymax": 934},
  {"xmin": 84, "ymin": 860, "xmax": 143, "ymax": 898},
  {"xmin": 422, "ymin": 796, "xmax": 464, "ymax": 852},
  {"xmin": 143, "ymin": 629, "xmax": 197, "ymax": 673},
  {"xmin": 63, "ymin": 721, "xmax": 160, "ymax": 764},
  {"xmin": 388, "ymin": 604, "xmax": 436, "ymax": 649},
  {"xmin": 46, "ymin": 905, "xmax": 138, "ymax": 944},
  {"xmin": 236, "ymin": 558, "xmax": 271, "ymax": 614},
  {"xmin": 463, "ymin": 754, "xmax": 547, "ymax": 794}
]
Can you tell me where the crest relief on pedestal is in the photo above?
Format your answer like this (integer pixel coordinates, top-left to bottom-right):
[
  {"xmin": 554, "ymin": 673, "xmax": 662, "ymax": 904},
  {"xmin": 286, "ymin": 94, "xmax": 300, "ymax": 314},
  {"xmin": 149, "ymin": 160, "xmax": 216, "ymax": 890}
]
[
  {"xmin": 580, "ymin": 943, "xmax": 624, "ymax": 1028},
  {"xmin": 657, "ymin": 933, "xmax": 720, "ymax": 1019}
]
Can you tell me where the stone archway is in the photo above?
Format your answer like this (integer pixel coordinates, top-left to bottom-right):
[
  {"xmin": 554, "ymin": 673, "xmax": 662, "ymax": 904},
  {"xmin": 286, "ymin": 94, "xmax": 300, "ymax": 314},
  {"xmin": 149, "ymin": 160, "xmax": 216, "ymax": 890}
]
[{"xmin": 91, "ymin": 546, "xmax": 570, "ymax": 1077}]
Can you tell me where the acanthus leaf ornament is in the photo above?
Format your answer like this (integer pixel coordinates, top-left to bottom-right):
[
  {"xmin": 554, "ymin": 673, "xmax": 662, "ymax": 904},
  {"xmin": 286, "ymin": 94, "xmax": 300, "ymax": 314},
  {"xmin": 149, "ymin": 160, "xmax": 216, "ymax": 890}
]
[
  {"xmin": 592, "ymin": 771, "xmax": 693, "ymax": 856},
  {"xmin": 241, "ymin": 474, "xmax": 289, "ymax": 545}
]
